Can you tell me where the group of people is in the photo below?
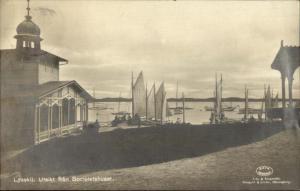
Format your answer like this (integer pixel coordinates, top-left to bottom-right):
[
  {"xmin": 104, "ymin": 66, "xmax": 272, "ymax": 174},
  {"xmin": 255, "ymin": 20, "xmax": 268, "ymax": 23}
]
[
  {"xmin": 127, "ymin": 114, "xmax": 141, "ymax": 127},
  {"xmin": 111, "ymin": 113, "xmax": 141, "ymax": 128},
  {"xmin": 83, "ymin": 119, "xmax": 100, "ymax": 134},
  {"xmin": 209, "ymin": 111, "xmax": 225, "ymax": 124}
]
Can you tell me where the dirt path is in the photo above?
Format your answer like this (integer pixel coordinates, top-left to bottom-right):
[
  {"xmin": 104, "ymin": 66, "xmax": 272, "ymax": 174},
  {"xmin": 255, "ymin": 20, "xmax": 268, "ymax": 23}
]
[{"xmin": 2, "ymin": 128, "xmax": 298, "ymax": 190}]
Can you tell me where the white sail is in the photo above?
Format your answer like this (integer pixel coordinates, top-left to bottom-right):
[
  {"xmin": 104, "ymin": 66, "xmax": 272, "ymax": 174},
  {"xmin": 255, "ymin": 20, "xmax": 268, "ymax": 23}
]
[
  {"xmin": 155, "ymin": 82, "xmax": 166, "ymax": 122},
  {"xmin": 264, "ymin": 85, "xmax": 272, "ymax": 120},
  {"xmin": 146, "ymin": 84, "xmax": 156, "ymax": 120},
  {"xmin": 265, "ymin": 85, "xmax": 272, "ymax": 111},
  {"xmin": 132, "ymin": 71, "xmax": 146, "ymax": 117}
]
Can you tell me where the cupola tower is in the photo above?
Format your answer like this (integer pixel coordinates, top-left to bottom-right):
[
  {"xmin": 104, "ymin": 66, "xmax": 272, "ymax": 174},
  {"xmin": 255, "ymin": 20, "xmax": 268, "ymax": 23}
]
[{"xmin": 14, "ymin": 0, "xmax": 42, "ymax": 51}]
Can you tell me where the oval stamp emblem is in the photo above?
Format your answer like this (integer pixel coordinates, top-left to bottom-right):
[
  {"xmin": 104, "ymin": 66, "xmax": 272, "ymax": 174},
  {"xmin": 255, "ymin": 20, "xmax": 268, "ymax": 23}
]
[{"xmin": 256, "ymin": 166, "xmax": 273, "ymax": 177}]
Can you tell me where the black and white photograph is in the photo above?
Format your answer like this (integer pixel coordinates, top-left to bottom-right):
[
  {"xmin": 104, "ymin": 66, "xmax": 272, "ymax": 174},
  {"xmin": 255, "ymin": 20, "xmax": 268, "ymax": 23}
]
[{"xmin": 0, "ymin": 0, "xmax": 299, "ymax": 190}]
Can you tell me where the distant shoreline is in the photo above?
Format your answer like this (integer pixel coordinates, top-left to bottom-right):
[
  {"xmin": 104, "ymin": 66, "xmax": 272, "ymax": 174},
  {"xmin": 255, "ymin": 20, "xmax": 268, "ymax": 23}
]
[{"xmin": 92, "ymin": 97, "xmax": 300, "ymax": 102}]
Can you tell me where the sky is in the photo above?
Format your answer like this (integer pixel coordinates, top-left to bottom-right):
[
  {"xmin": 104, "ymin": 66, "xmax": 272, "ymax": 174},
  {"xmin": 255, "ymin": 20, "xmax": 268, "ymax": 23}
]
[{"xmin": 1, "ymin": 0, "xmax": 299, "ymax": 98}]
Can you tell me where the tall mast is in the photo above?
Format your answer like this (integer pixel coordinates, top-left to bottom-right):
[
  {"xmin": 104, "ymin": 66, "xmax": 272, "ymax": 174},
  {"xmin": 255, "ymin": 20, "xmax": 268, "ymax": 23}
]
[
  {"xmin": 160, "ymin": 83, "xmax": 165, "ymax": 125},
  {"xmin": 154, "ymin": 82, "xmax": 157, "ymax": 121},
  {"xmin": 220, "ymin": 74, "xmax": 223, "ymax": 115},
  {"xmin": 131, "ymin": 72, "xmax": 134, "ymax": 117},
  {"xmin": 145, "ymin": 83, "xmax": 148, "ymax": 120},
  {"xmin": 96, "ymin": 111, "xmax": 99, "ymax": 121},
  {"xmin": 266, "ymin": 84, "xmax": 271, "ymax": 120},
  {"xmin": 271, "ymin": 88, "xmax": 274, "ymax": 108},
  {"xmin": 182, "ymin": 92, "xmax": 185, "ymax": 124},
  {"xmin": 244, "ymin": 85, "xmax": 248, "ymax": 120},
  {"xmin": 176, "ymin": 81, "xmax": 178, "ymax": 108},
  {"xmin": 215, "ymin": 73, "xmax": 218, "ymax": 116}
]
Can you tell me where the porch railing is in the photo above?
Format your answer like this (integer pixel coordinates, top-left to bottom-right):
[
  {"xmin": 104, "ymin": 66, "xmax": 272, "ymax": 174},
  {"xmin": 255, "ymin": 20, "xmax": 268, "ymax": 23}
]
[{"xmin": 36, "ymin": 121, "xmax": 85, "ymax": 144}]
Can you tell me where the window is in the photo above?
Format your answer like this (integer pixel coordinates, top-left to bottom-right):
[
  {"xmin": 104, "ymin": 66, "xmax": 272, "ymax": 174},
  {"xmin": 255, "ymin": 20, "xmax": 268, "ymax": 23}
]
[
  {"xmin": 62, "ymin": 98, "xmax": 69, "ymax": 126},
  {"xmin": 40, "ymin": 105, "xmax": 49, "ymax": 132},
  {"xmin": 77, "ymin": 104, "xmax": 81, "ymax": 122},
  {"xmin": 52, "ymin": 104, "xmax": 59, "ymax": 129},
  {"xmin": 23, "ymin": 41, "xmax": 26, "ymax": 47},
  {"xmin": 69, "ymin": 98, "xmax": 76, "ymax": 125},
  {"xmin": 31, "ymin": 42, "xmax": 35, "ymax": 48}
]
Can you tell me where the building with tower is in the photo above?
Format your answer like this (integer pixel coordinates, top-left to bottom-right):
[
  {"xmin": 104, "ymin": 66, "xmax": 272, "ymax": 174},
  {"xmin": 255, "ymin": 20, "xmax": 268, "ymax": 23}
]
[{"xmin": 0, "ymin": 0, "xmax": 92, "ymax": 150}]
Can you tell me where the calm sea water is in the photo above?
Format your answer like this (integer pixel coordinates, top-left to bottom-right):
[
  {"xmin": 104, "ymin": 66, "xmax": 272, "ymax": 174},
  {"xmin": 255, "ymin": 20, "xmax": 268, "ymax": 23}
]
[{"xmin": 88, "ymin": 101, "xmax": 270, "ymax": 125}]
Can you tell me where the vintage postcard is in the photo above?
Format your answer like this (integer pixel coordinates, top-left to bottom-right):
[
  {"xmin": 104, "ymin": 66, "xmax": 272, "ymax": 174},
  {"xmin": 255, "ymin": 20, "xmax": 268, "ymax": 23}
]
[{"xmin": 0, "ymin": 0, "xmax": 299, "ymax": 190}]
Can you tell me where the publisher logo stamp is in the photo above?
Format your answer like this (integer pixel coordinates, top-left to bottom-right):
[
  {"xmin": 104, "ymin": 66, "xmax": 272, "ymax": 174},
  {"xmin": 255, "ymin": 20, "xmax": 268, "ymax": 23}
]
[
  {"xmin": 242, "ymin": 166, "xmax": 291, "ymax": 185},
  {"xmin": 256, "ymin": 166, "xmax": 273, "ymax": 177}
]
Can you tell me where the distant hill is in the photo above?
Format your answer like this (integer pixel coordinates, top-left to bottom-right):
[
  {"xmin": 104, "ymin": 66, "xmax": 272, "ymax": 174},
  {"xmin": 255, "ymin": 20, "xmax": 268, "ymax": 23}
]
[
  {"xmin": 93, "ymin": 97, "xmax": 300, "ymax": 102},
  {"xmin": 93, "ymin": 97, "xmax": 132, "ymax": 102}
]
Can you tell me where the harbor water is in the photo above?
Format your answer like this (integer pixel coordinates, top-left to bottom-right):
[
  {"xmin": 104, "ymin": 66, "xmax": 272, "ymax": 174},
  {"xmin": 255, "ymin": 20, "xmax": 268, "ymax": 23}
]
[{"xmin": 88, "ymin": 102, "xmax": 271, "ymax": 125}]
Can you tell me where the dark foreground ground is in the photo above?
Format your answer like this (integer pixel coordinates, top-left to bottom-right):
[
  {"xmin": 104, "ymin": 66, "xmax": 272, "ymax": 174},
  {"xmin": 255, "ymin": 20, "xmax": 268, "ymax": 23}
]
[{"xmin": 1, "ymin": 122, "xmax": 299, "ymax": 190}]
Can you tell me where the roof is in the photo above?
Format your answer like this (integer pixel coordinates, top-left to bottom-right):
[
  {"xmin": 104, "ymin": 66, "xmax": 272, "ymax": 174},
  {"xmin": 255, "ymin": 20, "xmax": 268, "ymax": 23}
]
[
  {"xmin": 0, "ymin": 49, "xmax": 68, "ymax": 64},
  {"xmin": 16, "ymin": 16, "xmax": 41, "ymax": 36},
  {"xmin": 36, "ymin": 81, "xmax": 94, "ymax": 100},
  {"xmin": 271, "ymin": 42, "xmax": 300, "ymax": 76},
  {"xmin": 40, "ymin": 50, "xmax": 68, "ymax": 63}
]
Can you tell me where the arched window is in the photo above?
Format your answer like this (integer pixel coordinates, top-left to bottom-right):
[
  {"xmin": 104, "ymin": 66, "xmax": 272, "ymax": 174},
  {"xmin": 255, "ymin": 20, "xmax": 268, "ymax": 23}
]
[
  {"xmin": 62, "ymin": 98, "xmax": 69, "ymax": 126},
  {"xmin": 76, "ymin": 104, "xmax": 81, "ymax": 122},
  {"xmin": 40, "ymin": 105, "xmax": 49, "ymax": 132},
  {"xmin": 82, "ymin": 104, "xmax": 86, "ymax": 121},
  {"xmin": 52, "ymin": 104, "xmax": 59, "ymax": 129},
  {"xmin": 69, "ymin": 98, "xmax": 76, "ymax": 124}
]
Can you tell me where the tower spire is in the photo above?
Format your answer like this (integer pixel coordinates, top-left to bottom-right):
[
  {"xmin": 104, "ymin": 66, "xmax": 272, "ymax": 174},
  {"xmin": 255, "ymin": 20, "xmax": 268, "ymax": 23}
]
[{"xmin": 25, "ymin": 0, "xmax": 32, "ymax": 20}]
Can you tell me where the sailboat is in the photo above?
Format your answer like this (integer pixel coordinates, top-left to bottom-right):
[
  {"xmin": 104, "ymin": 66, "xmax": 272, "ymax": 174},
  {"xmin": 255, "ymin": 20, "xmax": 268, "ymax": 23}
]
[
  {"xmin": 155, "ymin": 82, "xmax": 166, "ymax": 124},
  {"xmin": 260, "ymin": 88, "xmax": 280, "ymax": 120},
  {"xmin": 109, "ymin": 70, "xmax": 169, "ymax": 127},
  {"xmin": 263, "ymin": 85, "xmax": 271, "ymax": 120},
  {"xmin": 173, "ymin": 81, "xmax": 183, "ymax": 115},
  {"xmin": 111, "ymin": 71, "xmax": 147, "ymax": 127},
  {"xmin": 238, "ymin": 87, "xmax": 261, "ymax": 115},
  {"xmin": 146, "ymin": 83, "xmax": 156, "ymax": 120},
  {"xmin": 243, "ymin": 85, "xmax": 249, "ymax": 121},
  {"xmin": 128, "ymin": 71, "xmax": 168, "ymax": 126},
  {"xmin": 222, "ymin": 102, "xmax": 238, "ymax": 112},
  {"xmin": 210, "ymin": 73, "xmax": 224, "ymax": 124},
  {"xmin": 131, "ymin": 71, "xmax": 147, "ymax": 118}
]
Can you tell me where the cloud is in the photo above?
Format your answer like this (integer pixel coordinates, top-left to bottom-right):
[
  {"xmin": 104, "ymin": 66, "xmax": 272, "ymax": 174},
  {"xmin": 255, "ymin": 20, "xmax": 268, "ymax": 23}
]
[
  {"xmin": 34, "ymin": 7, "xmax": 56, "ymax": 16},
  {"xmin": 1, "ymin": 0, "xmax": 299, "ymax": 98}
]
